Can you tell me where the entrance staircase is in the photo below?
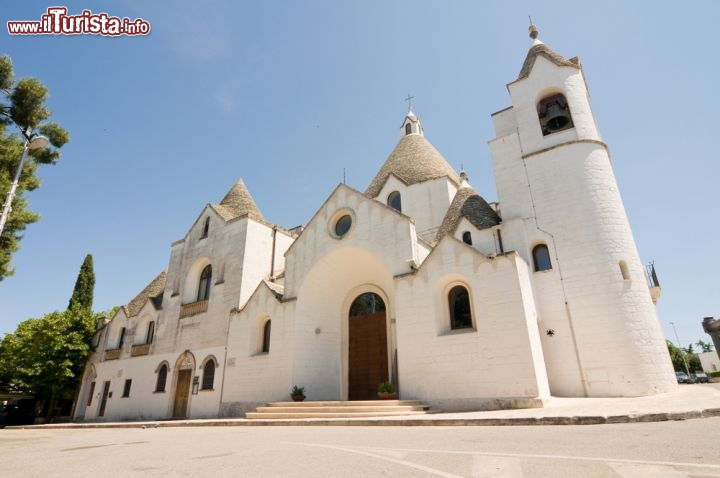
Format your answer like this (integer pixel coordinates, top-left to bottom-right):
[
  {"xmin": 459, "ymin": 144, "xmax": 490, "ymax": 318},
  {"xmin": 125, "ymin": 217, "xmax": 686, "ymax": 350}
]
[{"xmin": 246, "ymin": 400, "xmax": 432, "ymax": 419}]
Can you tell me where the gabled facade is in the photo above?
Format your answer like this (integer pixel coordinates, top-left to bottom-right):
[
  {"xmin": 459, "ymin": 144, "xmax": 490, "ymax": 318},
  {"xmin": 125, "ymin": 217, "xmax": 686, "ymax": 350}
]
[{"xmin": 75, "ymin": 29, "xmax": 675, "ymax": 422}]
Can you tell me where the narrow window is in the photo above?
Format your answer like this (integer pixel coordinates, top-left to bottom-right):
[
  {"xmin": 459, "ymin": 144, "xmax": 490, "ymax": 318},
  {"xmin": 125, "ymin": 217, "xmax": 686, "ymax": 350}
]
[
  {"xmin": 122, "ymin": 379, "xmax": 132, "ymax": 398},
  {"xmin": 405, "ymin": 123, "xmax": 412, "ymax": 135},
  {"xmin": 387, "ymin": 191, "xmax": 402, "ymax": 212},
  {"xmin": 201, "ymin": 217, "xmax": 210, "ymax": 239},
  {"xmin": 537, "ymin": 93, "xmax": 574, "ymax": 136},
  {"xmin": 532, "ymin": 244, "xmax": 552, "ymax": 272},
  {"xmin": 496, "ymin": 229, "xmax": 504, "ymax": 254},
  {"xmin": 118, "ymin": 327, "xmax": 126, "ymax": 349},
  {"xmin": 262, "ymin": 320, "xmax": 272, "ymax": 353},
  {"xmin": 155, "ymin": 364, "xmax": 168, "ymax": 392},
  {"xmin": 197, "ymin": 265, "xmax": 212, "ymax": 301},
  {"xmin": 146, "ymin": 321, "xmax": 155, "ymax": 344},
  {"xmin": 619, "ymin": 261, "xmax": 630, "ymax": 281},
  {"xmin": 462, "ymin": 231, "xmax": 472, "ymax": 245},
  {"xmin": 86, "ymin": 381, "xmax": 95, "ymax": 406},
  {"xmin": 448, "ymin": 285, "xmax": 473, "ymax": 330},
  {"xmin": 201, "ymin": 361, "xmax": 215, "ymax": 390}
]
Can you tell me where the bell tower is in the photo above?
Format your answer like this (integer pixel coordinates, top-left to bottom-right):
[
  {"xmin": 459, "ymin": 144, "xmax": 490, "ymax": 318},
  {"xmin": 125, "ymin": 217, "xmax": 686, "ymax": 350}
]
[{"xmin": 488, "ymin": 25, "xmax": 676, "ymax": 398}]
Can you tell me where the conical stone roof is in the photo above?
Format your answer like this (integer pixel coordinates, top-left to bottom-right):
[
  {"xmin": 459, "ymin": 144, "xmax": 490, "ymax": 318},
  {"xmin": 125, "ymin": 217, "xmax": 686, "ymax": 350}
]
[
  {"xmin": 123, "ymin": 271, "xmax": 166, "ymax": 318},
  {"xmin": 517, "ymin": 42, "xmax": 580, "ymax": 81},
  {"xmin": 435, "ymin": 187, "xmax": 500, "ymax": 242},
  {"xmin": 365, "ymin": 134, "xmax": 461, "ymax": 198},
  {"xmin": 212, "ymin": 179, "xmax": 264, "ymax": 221}
]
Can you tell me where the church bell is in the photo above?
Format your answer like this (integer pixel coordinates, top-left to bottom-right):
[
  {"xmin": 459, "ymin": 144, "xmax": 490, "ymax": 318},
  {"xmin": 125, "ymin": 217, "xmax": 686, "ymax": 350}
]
[{"xmin": 545, "ymin": 102, "xmax": 571, "ymax": 131}]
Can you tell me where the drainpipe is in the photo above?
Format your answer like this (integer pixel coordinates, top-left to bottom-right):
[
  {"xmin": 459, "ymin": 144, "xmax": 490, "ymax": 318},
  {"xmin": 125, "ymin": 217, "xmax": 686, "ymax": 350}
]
[{"xmin": 270, "ymin": 226, "xmax": 277, "ymax": 281}]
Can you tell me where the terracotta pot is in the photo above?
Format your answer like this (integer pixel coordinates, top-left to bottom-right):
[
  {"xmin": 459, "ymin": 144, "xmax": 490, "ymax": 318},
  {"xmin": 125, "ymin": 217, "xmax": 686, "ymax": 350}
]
[
  {"xmin": 378, "ymin": 392, "xmax": 397, "ymax": 400},
  {"xmin": 291, "ymin": 394, "xmax": 306, "ymax": 402}
]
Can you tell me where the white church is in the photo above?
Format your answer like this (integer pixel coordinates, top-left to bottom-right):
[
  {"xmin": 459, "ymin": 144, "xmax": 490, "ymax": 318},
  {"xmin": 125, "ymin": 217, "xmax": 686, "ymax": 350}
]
[{"xmin": 75, "ymin": 28, "xmax": 677, "ymax": 422}]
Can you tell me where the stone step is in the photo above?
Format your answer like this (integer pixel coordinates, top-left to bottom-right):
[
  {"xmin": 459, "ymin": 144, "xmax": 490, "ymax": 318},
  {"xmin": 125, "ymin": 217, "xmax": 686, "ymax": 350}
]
[
  {"xmin": 255, "ymin": 405, "xmax": 429, "ymax": 413},
  {"xmin": 263, "ymin": 400, "xmax": 423, "ymax": 407},
  {"xmin": 246, "ymin": 410, "xmax": 431, "ymax": 419},
  {"xmin": 246, "ymin": 400, "xmax": 433, "ymax": 420}
]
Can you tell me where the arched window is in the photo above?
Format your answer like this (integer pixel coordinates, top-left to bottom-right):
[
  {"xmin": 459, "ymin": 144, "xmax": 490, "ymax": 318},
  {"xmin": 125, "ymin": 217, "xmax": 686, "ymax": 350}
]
[
  {"xmin": 405, "ymin": 123, "xmax": 412, "ymax": 135},
  {"xmin": 448, "ymin": 285, "xmax": 473, "ymax": 330},
  {"xmin": 197, "ymin": 265, "xmax": 212, "ymax": 301},
  {"xmin": 532, "ymin": 244, "xmax": 552, "ymax": 272},
  {"xmin": 349, "ymin": 292, "xmax": 386, "ymax": 316},
  {"xmin": 155, "ymin": 364, "xmax": 168, "ymax": 392},
  {"xmin": 201, "ymin": 217, "xmax": 210, "ymax": 239},
  {"xmin": 462, "ymin": 231, "xmax": 472, "ymax": 245},
  {"xmin": 201, "ymin": 361, "xmax": 215, "ymax": 390},
  {"xmin": 262, "ymin": 320, "xmax": 271, "ymax": 353},
  {"xmin": 146, "ymin": 321, "xmax": 155, "ymax": 344},
  {"xmin": 537, "ymin": 93, "xmax": 574, "ymax": 136},
  {"xmin": 387, "ymin": 191, "xmax": 402, "ymax": 212},
  {"xmin": 118, "ymin": 327, "xmax": 126, "ymax": 349}
]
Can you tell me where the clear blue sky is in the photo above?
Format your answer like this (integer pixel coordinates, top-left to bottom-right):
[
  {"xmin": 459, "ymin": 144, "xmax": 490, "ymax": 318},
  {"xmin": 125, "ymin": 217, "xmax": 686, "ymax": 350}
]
[{"xmin": 1, "ymin": 1, "xmax": 718, "ymax": 353}]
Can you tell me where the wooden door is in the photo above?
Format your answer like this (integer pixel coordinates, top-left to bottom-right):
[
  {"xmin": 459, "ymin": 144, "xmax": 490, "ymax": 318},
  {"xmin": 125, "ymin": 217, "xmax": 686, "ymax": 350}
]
[
  {"xmin": 348, "ymin": 311, "xmax": 388, "ymax": 400},
  {"xmin": 98, "ymin": 381, "xmax": 110, "ymax": 417},
  {"xmin": 173, "ymin": 369, "xmax": 192, "ymax": 418}
]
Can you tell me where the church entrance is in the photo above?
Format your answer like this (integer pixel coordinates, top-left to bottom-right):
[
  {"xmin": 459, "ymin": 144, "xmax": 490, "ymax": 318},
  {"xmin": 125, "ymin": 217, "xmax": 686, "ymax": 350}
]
[
  {"xmin": 173, "ymin": 352, "xmax": 195, "ymax": 418},
  {"xmin": 348, "ymin": 292, "xmax": 388, "ymax": 400},
  {"xmin": 173, "ymin": 370, "xmax": 192, "ymax": 418}
]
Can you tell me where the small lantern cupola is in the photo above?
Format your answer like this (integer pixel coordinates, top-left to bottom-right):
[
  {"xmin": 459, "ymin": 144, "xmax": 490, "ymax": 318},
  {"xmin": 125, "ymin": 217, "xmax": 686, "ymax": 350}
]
[
  {"xmin": 459, "ymin": 169, "xmax": 471, "ymax": 189},
  {"xmin": 401, "ymin": 100, "xmax": 424, "ymax": 137}
]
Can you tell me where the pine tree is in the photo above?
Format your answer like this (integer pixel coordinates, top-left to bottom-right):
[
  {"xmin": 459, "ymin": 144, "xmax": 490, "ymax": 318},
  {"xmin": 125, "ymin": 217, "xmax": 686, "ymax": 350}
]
[
  {"xmin": 1, "ymin": 54, "xmax": 70, "ymax": 280},
  {"xmin": 68, "ymin": 254, "xmax": 95, "ymax": 312}
]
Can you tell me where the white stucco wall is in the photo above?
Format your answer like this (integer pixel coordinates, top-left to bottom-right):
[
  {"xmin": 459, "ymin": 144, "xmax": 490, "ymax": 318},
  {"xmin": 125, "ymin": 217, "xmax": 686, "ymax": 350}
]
[
  {"xmin": 395, "ymin": 239, "xmax": 550, "ymax": 411},
  {"xmin": 375, "ymin": 175, "xmax": 457, "ymax": 242},
  {"xmin": 489, "ymin": 50, "xmax": 676, "ymax": 397}
]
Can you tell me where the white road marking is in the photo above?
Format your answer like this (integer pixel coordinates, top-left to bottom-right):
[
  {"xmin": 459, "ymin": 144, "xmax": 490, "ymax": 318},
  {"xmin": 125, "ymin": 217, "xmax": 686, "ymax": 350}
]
[
  {"xmin": 287, "ymin": 442, "xmax": 720, "ymax": 474},
  {"xmin": 472, "ymin": 455, "xmax": 524, "ymax": 478},
  {"xmin": 294, "ymin": 442, "xmax": 465, "ymax": 478},
  {"xmin": 608, "ymin": 463, "xmax": 691, "ymax": 478},
  {"xmin": 344, "ymin": 445, "xmax": 720, "ymax": 472}
]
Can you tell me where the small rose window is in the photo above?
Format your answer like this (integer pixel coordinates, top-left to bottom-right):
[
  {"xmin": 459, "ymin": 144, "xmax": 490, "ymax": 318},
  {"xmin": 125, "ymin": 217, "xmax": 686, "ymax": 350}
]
[{"xmin": 334, "ymin": 214, "xmax": 352, "ymax": 237}]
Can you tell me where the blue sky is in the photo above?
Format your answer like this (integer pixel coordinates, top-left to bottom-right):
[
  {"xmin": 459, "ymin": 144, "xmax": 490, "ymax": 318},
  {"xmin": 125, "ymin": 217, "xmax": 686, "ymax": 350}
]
[{"xmin": 1, "ymin": 1, "xmax": 718, "ymax": 353}]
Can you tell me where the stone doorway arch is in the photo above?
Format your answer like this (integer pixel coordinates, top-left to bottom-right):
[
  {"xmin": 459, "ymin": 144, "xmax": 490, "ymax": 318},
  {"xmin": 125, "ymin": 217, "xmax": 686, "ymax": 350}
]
[
  {"xmin": 347, "ymin": 292, "xmax": 388, "ymax": 400},
  {"xmin": 172, "ymin": 351, "xmax": 195, "ymax": 418}
]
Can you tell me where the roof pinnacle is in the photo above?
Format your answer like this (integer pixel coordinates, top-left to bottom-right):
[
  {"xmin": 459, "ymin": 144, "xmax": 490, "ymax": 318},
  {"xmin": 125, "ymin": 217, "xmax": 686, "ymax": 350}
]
[
  {"xmin": 527, "ymin": 17, "xmax": 543, "ymax": 46},
  {"xmin": 528, "ymin": 17, "xmax": 538, "ymax": 40},
  {"xmin": 459, "ymin": 169, "xmax": 471, "ymax": 189}
]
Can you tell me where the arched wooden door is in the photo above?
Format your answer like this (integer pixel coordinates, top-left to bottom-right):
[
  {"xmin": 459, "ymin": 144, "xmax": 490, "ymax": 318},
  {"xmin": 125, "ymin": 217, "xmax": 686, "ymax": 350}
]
[
  {"xmin": 173, "ymin": 353, "xmax": 194, "ymax": 418},
  {"xmin": 348, "ymin": 292, "xmax": 388, "ymax": 400}
]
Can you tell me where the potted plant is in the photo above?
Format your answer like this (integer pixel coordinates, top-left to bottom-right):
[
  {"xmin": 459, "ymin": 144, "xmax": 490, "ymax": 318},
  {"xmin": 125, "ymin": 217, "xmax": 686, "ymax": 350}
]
[
  {"xmin": 377, "ymin": 381, "xmax": 397, "ymax": 400},
  {"xmin": 290, "ymin": 385, "xmax": 305, "ymax": 402}
]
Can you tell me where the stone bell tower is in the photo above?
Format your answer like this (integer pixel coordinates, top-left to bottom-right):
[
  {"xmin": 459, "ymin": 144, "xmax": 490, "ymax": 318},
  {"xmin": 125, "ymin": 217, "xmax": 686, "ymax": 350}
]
[{"xmin": 488, "ymin": 25, "xmax": 676, "ymax": 397}]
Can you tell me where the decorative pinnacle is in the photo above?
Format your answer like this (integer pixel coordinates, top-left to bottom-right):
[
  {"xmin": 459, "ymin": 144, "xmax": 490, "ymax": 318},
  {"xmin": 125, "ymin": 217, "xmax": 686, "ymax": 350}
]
[{"xmin": 528, "ymin": 17, "xmax": 538, "ymax": 39}]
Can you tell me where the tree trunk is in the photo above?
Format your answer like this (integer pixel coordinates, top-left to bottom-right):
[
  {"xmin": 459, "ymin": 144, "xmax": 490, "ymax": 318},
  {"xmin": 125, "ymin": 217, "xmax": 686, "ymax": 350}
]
[{"xmin": 45, "ymin": 387, "xmax": 57, "ymax": 422}]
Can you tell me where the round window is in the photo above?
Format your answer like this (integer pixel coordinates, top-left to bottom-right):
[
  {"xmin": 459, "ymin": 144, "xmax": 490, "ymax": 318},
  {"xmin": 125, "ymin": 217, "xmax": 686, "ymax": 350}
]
[{"xmin": 334, "ymin": 214, "xmax": 352, "ymax": 237}]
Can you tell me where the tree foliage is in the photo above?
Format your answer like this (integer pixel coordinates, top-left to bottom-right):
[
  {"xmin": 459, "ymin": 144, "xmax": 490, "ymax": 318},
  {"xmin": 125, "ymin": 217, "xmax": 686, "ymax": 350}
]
[
  {"xmin": 0, "ymin": 54, "xmax": 69, "ymax": 280},
  {"xmin": 666, "ymin": 340, "xmax": 702, "ymax": 373},
  {"xmin": 696, "ymin": 340, "xmax": 714, "ymax": 353},
  {"xmin": 0, "ymin": 307, "xmax": 98, "ymax": 417},
  {"xmin": 68, "ymin": 254, "xmax": 95, "ymax": 312}
]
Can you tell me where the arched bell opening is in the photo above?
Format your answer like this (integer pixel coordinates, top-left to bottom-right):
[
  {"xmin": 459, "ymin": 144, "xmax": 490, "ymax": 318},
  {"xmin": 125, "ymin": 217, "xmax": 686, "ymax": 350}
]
[{"xmin": 537, "ymin": 93, "xmax": 574, "ymax": 135}]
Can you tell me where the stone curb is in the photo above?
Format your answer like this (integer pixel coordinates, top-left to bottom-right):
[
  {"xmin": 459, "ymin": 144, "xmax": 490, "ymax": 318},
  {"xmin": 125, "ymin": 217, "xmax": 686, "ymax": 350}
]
[{"xmin": 8, "ymin": 408, "xmax": 720, "ymax": 430}]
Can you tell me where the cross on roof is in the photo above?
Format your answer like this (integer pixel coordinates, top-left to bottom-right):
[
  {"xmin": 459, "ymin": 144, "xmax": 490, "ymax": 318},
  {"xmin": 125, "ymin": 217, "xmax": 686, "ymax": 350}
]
[{"xmin": 404, "ymin": 94, "xmax": 414, "ymax": 111}]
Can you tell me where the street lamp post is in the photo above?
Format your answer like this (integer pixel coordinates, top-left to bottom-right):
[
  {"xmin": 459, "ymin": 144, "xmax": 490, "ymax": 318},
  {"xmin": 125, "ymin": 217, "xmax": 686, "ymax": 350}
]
[
  {"xmin": 669, "ymin": 321, "xmax": 691, "ymax": 375},
  {"xmin": 0, "ymin": 127, "xmax": 49, "ymax": 238}
]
